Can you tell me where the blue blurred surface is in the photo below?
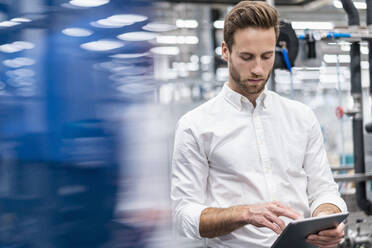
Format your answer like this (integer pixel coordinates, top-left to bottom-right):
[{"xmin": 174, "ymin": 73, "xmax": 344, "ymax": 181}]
[{"xmin": 0, "ymin": 0, "xmax": 157, "ymax": 247}]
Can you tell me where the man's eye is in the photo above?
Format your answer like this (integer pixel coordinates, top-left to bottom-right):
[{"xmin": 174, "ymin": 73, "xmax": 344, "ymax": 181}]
[
  {"xmin": 262, "ymin": 55, "xmax": 272, "ymax": 60},
  {"xmin": 241, "ymin": 56, "xmax": 252, "ymax": 61}
]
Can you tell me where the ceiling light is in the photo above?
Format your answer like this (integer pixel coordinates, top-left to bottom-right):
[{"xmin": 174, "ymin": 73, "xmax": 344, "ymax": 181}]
[
  {"xmin": 91, "ymin": 18, "xmax": 132, "ymax": 28},
  {"xmin": 6, "ymin": 68, "xmax": 35, "ymax": 79},
  {"xmin": 150, "ymin": 46, "xmax": 180, "ymax": 55},
  {"xmin": 156, "ymin": 35, "xmax": 177, "ymax": 44},
  {"xmin": 176, "ymin": 19, "xmax": 198, "ymax": 29},
  {"xmin": 0, "ymin": 44, "xmax": 23, "ymax": 53},
  {"xmin": 143, "ymin": 22, "xmax": 177, "ymax": 32},
  {"xmin": 13, "ymin": 41, "xmax": 34, "ymax": 50},
  {"xmin": 69, "ymin": 0, "xmax": 109, "ymax": 7},
  {"xmin": 0, "ymin": 21, "xmax": 20, "ymax": 27},
  {"xmin": 117, "ymin": 32, "xmax": 157, "ymax": 41},
  {"xmin": 3, "ymin": 57, "xmax": 35, "ymax": 68},
  {"xmin": 183, "ymin": 36, "xmax": 198, "ymax": 44},
  {"xmin": 156, "ymin": 35, "xmax": 199, "ymax": 44},
  {"xmin": 0, "ymin": 41, "xmax": 34, "ymax": 53},
  {"xmin": 7, "ymin": 78, "xmax": 35, "ymax": 87},
  {"xmin": 99, "ymin": 18, "xmax": 130, "ymax": 26},
  {"xmin": 110, "ymin": 53, "xmax": 149, "ymax": 59},
  {"xmin": 107, "ymin": 14, "xmax": 147, "ymax": 24},
  {"xmin": 10, "ymin": 18, "xmax": 31, "ymax": 23},
  {"xmin": 213, "ymin": 20, "xmax": 224, "ymax": 29},
  {"xmin": 80, "ymin": 40, "xmax": 124, "ymax": 51},
  {"xmin": 62, "ymin": 28, "xmax": 93, "ymax": 37},
  {"xmin": 291, "ymin": 21, "xmax": 334, "ymax": 30}
]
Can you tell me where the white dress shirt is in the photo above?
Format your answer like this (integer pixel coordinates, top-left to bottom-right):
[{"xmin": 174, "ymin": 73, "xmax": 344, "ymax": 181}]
[{"xmin": 171, "ymin": 83, "xmax": 347, "ymax": 248}]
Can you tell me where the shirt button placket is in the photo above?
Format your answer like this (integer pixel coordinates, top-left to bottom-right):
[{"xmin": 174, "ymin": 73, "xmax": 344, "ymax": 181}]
[{"xmin": 253, "ymin": 110, "xmax": 273, "ymax": 201}]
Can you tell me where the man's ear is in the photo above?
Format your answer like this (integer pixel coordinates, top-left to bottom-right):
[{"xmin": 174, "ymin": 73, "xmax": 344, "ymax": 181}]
[{"xmin": 221, "ymin": 41, "xmax": 229, "ymax": 62}]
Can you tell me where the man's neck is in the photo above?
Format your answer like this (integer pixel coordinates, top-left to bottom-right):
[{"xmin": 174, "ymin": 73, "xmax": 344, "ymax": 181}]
[
  {"xmin": 246, "ymin": 93, "xmax": 260, "ymax": 108},
  {"xmin": 227, "ymin": 81, "xmax": 262, "ymax": 108}
]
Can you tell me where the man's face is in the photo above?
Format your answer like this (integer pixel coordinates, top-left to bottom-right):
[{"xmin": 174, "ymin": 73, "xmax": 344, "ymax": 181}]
[{"xmin": 222, "ymin": 27, "xmax": 276, "ymax": 96}]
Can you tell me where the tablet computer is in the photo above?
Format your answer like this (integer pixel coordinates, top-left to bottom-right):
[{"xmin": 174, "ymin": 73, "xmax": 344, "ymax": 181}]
[{"xmin": 271, "ymin": 212, "xmax": 349, "ymax": 248}]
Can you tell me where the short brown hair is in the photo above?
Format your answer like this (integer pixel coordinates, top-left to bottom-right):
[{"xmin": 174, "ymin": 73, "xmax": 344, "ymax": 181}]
[{"xmin": 223, "ymin": 0, "xmax": 279, "ymax": 52}]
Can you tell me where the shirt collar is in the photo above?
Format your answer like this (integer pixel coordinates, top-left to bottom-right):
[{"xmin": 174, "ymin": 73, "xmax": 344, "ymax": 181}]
[{"xmin": 222, "ymin": 82, "xmax": 271, "ymax": 111}]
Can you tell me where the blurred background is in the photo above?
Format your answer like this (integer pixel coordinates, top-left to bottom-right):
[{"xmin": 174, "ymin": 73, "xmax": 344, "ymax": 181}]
[{"xmin": 1, "ymin": 0, "xmax": 372, "ymax": 247}]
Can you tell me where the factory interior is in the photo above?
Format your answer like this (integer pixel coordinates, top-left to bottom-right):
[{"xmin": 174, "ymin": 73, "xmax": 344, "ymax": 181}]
[{"xmin": 1, "ymin": 0, "xmax": 372, "ymax": 247}]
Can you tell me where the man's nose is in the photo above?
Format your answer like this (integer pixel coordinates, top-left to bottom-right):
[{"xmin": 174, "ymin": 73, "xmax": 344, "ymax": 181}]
[{"xmin": 251, "ymin": 59, "xmax": 264, "ymax": 76}]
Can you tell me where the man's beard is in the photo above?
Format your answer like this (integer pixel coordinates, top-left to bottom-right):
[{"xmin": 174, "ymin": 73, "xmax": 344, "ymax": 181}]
[{"xmin": 229, "ymin": 58, "xmax": 271, "ymax": 96}]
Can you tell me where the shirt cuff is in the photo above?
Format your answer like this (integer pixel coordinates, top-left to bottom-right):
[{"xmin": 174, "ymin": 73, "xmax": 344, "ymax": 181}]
[
  {"xmin": 177, "ymin": 203, "xmax": 209, "ymax": 240},
  {"xmin": 310, "ymin": 194, "xmax": 348, "ymax": 216}
]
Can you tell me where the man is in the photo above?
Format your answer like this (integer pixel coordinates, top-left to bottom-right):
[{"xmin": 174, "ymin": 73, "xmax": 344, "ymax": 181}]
[{"xmin": 171, "ymin": 1, "xmax": 347, "ymax": 247}]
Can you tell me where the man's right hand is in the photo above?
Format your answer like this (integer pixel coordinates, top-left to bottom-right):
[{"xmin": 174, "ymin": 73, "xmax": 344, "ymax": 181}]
[
  {"xmin": 199, "ymin": 201, "xmax": 302, "ymax": 238},
  {"xmin": 241, "ymin": 201, "xmax": 302, "ymax": 234}
]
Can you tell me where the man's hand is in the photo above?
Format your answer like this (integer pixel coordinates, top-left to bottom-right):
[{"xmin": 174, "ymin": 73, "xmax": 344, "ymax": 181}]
[
  {"xmin": 199, "ymin": 201, "xmax": 301, "ymax": 238},
  {"xmin": 306, "ymin": 203, "xmax": 344, "ymax": 248},
  {"xmin": 243, "ymin": 201, "xmax": 302, "ymax": 234},
  {"xmin": 306, "ymin": 222, "xmax": 345, "ymax": 248}
]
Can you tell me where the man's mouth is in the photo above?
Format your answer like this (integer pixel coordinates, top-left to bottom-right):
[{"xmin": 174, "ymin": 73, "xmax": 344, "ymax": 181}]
[{"xmin": 247, "ymin": 79, "xmax": 263, "ymax": 84}]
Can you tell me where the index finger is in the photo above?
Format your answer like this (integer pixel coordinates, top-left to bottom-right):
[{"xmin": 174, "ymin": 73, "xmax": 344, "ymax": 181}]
[{"xmin": 271, "ymin": 202, "xmax": 302, "ymax": 220}]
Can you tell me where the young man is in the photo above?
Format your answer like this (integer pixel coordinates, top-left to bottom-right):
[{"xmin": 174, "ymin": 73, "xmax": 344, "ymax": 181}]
[{"xmin": 171, "ymin": 1, "xmax": 347, "ymax": 247}]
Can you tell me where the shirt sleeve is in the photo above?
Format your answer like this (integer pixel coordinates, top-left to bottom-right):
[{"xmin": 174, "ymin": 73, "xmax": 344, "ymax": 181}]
[
  {"xmin": 303, "ymin": 109, "xmax": 348, "ymax": 215},
  {"xmin": 170, "ymin": 116, "xmax": 209, "ymax": 240}
]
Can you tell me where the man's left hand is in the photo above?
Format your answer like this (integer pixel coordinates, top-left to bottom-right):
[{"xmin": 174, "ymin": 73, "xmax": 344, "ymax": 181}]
[
  {"xmin": 306, "ymin": 203, "xmax": 345, "ymax": 248},
  {"xmin": 306, "ymin": 222, "xmax": 344, "ymax": 248}
]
